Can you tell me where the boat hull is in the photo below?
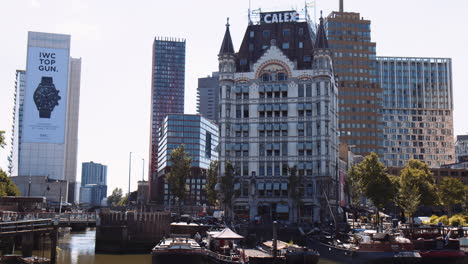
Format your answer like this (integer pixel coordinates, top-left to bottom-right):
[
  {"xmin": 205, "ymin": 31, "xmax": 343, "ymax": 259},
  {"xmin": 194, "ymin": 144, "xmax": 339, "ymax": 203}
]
[
  {"xmin": 152, "ymin": 250, "xmax": 212, "ymax": 264},
  {"xmin": 308, "ymin": 239, "xmax": 421, "ymax": 264},
  {"xmin": 419, "ymin": 250, "xmax": 466, "ymax": 264}
]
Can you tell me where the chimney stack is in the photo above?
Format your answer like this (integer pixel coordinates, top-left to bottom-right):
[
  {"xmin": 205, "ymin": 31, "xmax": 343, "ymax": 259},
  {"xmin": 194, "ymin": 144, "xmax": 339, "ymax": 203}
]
[{"xmin": 339, "ymin": 0, "xmax": 344, "ymax": 12}]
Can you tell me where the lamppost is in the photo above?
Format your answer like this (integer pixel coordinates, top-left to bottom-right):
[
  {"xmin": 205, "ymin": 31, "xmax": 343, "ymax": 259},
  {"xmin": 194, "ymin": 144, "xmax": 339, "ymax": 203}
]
[
  {"xmin": 141, "ymin": 158, "xmax": 145, "ymax": 181},
  {"xmin": 128, "ymin": 152, "xmax": 133, "ymax": 196}
]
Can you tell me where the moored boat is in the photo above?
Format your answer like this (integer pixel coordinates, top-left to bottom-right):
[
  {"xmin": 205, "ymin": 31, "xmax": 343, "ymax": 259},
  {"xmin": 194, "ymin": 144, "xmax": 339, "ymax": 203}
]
[{"xmin": 308, "ymin": 231, "xmax": 421, "ymax": 264}]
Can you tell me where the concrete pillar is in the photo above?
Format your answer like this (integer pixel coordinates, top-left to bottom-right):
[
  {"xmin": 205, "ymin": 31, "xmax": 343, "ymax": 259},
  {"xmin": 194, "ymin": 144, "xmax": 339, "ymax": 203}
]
[{"xmin": 21, "ymin": 232, "xmax": 33, "ymax": 257}]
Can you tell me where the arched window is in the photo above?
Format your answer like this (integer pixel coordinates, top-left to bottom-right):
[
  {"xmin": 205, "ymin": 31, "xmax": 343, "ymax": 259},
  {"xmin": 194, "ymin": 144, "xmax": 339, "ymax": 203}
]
[
  {"xmin": 261, "ymin": 73, "xmax": 271, "ymax": 82},
  {"xmin": 277, "ymin": 72, "xmax": 288, "ymax": 81}
]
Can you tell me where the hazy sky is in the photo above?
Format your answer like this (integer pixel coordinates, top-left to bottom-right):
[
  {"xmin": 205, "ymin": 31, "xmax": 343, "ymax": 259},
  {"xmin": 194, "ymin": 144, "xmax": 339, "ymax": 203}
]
[{"xmin": 1, "ymin": 0, "xmax": 467, "ymax": 195}]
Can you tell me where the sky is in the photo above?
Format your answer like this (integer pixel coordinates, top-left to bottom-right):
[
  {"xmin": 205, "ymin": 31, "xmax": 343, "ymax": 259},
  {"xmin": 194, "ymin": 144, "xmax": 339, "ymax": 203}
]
[{"xmin": 1, "ymin": 0, "xmax": 468, "ymax": 195}]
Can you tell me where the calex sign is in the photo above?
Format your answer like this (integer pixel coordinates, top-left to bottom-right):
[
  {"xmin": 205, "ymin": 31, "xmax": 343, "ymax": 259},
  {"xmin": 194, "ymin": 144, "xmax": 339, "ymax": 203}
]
[{"xmin": 260, "ymin": 11, "xmax": 300, "ymax": 24}]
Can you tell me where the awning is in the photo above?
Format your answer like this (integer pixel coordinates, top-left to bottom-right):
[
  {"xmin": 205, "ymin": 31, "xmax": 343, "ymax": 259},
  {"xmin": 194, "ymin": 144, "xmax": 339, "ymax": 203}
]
[
  {"xmin": 281, "ymin": 84, "xmax": 288, "ymax": 91},
  {"xmin": 212, "ymin": 227, "xmax": 244, "ymax": 240},
  {"xmin": 258, "ymin": 105, "xmax": 265, "ymax": 111},
  {"xmin": 258, "ymin": 183, "xmax": 265, "ymax": 190},
  {"xmin": 242, "ymin": 86, "xmax": 249, "ymax": 93},
  {"xmin": 273, "ymin": 183, "xmax": 280, "ymax": 190},
  {"xmin": 258, "ymin": 124, "xmax": 265, "ymax": 130},
  {"xmin": 281, "ymin": 104, "xmax": 288, "ymax": 111},
  {"xmin": 258, "ymin": 86, "xmax": 265, "ymax": 92}
]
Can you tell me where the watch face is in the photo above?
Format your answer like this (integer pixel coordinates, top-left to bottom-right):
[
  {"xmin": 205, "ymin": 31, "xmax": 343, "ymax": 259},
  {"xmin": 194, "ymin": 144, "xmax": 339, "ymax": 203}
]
[{"xmin": 33, "ymin": 76, "xmax": 61, "ymax": 118}]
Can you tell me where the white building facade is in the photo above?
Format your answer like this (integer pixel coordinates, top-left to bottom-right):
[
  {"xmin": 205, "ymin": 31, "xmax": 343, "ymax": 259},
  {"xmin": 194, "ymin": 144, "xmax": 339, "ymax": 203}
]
[
  {"xmin": 9, "ymin": 32, "xmax": 81, "ymax": 203},
  {"xmin": 218, "ymin": 13, "xmax": 339, "ymax": 223}
]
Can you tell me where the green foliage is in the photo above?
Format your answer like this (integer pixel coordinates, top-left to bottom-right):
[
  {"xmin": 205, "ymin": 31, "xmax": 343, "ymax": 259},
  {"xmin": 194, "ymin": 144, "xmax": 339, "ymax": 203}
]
[
  {"xmin": 346, "ymin": 165, "xmax": 364, "ymax": 207},
  {"xmin": 166, "ymin": 145, "xmax": 192, "ymax": 211},
  {"xmin": 438, "ymin": 177, "xmax": 465, "ymax": 216},
  {"xmin": 351, "ymin": 153, "xmax": 396, "ymax": 228},
  {"xmin": 206, "ymin": 160, "xmax": 219, "ymax": 206},
  {"xmin": 288, "ymin": 166, "xmax": 302, "ymax": 203},
  {"xmin": 449, "ymin": 214, "xmax": 466, "ymax": 227},
  {"xmin": 117, "ymin": 194, "xmax": 128, "ymax": 206},
  {"xmin": 0, "ymin": 130, "xmax": 5, "ymax": 148},
  {"xmin": 0, "ymin": 169, "xmax": 20, "ymax": 196},
  {"xmin": 220, "ymin": 161, "xmax": 235, "ymax": 214},
  {"xmin": 437, "ymin": 215, "xmax": 449, "ymax": 225},
  {"xmin": 427, "ymin": 215, "xmax": 439, "ymax": 224},
  {"xmin": 399, "ymin": 160, "xmax": 437, "ymax": 206},
  {"xmin": 107, "ymin": 188, "xmax": 123, "ymax": 206}
]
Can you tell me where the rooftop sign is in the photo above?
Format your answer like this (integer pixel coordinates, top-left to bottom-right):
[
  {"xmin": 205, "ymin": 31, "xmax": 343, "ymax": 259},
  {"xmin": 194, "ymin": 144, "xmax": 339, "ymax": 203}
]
[{"xmin": 260, "ymin": 11, "xmax": 299, "ymax": 24}]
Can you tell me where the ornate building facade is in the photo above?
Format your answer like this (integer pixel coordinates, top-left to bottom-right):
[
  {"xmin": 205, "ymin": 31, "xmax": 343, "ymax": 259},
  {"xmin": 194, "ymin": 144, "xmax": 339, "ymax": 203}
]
[{"xmin": 218, "ymin": 13, "xmax": 339, "ymax": 223}]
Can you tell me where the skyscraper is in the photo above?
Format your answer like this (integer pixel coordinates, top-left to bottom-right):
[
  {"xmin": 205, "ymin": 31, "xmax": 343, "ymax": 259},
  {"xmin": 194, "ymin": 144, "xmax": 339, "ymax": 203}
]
[
  {"xmin": 218, "ymin": 12, "xmax": 339, "ymax": 223},
  {"xmin": 377, "ymin": 57, "xmax": 454, "ymax": 167},
  {"xmin": 149, "ymin": 37, "xmax": 186, "ymax": 202},
  {"xmin": 79, "ymin": 161, "xmax": 107, "ymax": 205},
  {"xmin": 197, "ymin": 72, "xmax": 220, "ymax": 123},
  {"xmin": 9, "ymin": 32, "xmax": 81, "ymax": 203},
  {"xmin": 325, "ymin": 6, "xmax": 382, "ymax": 157}
]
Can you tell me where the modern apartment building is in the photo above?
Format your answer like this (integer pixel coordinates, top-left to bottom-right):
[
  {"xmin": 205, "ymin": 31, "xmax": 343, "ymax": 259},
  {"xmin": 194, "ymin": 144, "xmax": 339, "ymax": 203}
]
[
  {"xmin": 149, "ymin": 37, "xmax": 186, "ymax": 202},
  {"xmin": 9, "ymin": 32, "xmax": 81, "ymax": 203},
  {"xmin": 325, "ymin": 7, "xmax": 382, "ymax": 156},
  {"xmin": 218, "ymin": 12, "xmax": 339, "ymax": 223},
  {"xmin": 197, "ymin": 72, "xmax": 220, "ymax": 123},
  {"xmin": 156, "ymin": 114, "xmax": 218, "ymax": 206},
  {"xmin": 377, "ymin": 57, "xmax": 454, "ymax": 167},
  {"xmin": 455, "ymin": 135, "xmax": 468, "ymax": 162}
]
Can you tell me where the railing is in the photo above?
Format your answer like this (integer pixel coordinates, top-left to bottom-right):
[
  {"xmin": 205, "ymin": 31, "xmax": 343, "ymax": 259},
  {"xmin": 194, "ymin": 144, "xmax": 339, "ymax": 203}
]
[
  {"xmin": 0, "ymin": 212, "xmax": 97, "ymax": 224},
  {"xmin": 0, "ymin": 219, "xmax": 53, "ymax": 235}
]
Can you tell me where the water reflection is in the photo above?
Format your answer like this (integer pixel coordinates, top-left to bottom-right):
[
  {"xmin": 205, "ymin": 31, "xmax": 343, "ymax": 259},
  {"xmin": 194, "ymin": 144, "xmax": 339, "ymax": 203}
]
[{"xmin": 33, "ymin": 228, "xmax": 336, "ymax": 264}]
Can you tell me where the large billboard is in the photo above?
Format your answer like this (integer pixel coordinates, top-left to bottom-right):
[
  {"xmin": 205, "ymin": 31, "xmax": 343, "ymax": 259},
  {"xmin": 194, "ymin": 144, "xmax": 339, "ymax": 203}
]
[{"xmin": 23, "ymin": 46, "xmax": 69, "ymax": 144}]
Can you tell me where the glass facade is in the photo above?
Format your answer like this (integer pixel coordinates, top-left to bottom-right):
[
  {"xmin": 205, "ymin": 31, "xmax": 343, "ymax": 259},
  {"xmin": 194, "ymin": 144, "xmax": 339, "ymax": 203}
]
[
  {"xmin": 157, "ymin": 114, "xmax": 219, "ymax": 205},
  {"xmin": 325, "ymin": 11, "xmax": 382, "ymax": 156},
  {"xmin": 377, "ymin": 57, "xmax": 454, "ymax": 167},
  {"xmin": 149, "ymin": 38, "xmax": 186, "ymax": 201}
]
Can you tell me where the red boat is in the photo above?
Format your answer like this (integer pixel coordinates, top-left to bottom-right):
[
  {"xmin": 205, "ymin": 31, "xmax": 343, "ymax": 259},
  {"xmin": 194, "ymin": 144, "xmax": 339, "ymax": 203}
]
[{"xmin": 400, "ymin": 227, "xmax": 467, "ymax": 264}]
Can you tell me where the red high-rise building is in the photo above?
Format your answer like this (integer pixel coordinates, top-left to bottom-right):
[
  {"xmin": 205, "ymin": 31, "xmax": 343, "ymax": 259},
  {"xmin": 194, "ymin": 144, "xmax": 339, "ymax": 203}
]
[{"xmin": 149, "ymin": 37, "xmax": 186, "ymax": 202}]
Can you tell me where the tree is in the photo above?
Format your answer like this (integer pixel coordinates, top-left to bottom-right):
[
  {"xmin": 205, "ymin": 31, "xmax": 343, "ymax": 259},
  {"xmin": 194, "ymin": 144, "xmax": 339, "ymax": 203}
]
[
  {"xmin": 346, "ymin": 165, "xmax": 364, "ymax": 208},
  {"xmin": 395, "ymin": 160, "xmax": 436, "ymax": 225},
  {"xmin": 438, "ymin": 177, "xmax": 465, "ymax": 216},
  {"xmin": 355, "ymin": 153, "xmax": 396, "ymax": 229},
  {"xmin": 0, "ymin": 130, "xmax": 5, "ymax": 148},
  {"xmin": 219, "ymin": 161, "xmax": 235, "ymax": 218},
  {"xmin": 107, "ymin": 188, "xmax": 123, "ymax": 206},
  {"xmin": 0, "ymin": 169, "xmax": 20, "ymax": 196},
  {"xmin": 206, "ymin": 160, "xmax": 219, "ymax": 206},
  {"xmin": 166, "ymin": 145, "xmax": 191, "ymax": 213},
  {"xmin": 117, "ymin": 194, "xmax": 128, "ymax": 206},
  {"xmin": 288, "ymin": 166, "xmax": 302, "ymax": 222}
]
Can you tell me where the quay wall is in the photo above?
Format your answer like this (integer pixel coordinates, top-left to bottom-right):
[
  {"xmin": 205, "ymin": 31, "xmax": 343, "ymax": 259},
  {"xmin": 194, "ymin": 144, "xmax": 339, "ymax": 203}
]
[{"xmin": 96, "ymin": 211, "xmax": 170, "ymax": 254}]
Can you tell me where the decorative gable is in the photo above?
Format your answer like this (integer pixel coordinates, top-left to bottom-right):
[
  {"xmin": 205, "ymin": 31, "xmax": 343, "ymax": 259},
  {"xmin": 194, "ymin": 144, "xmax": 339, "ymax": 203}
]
[{"xmin": 252, "ymin": 45, "xmax": 295, "ymax": 79}]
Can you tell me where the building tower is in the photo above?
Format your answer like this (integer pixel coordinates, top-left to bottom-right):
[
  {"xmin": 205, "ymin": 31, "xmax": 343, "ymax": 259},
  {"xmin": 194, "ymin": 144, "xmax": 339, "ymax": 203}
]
[
  {"xmin": 79, "ymin": 161, "xmax": 107, "ymax": 206},
  {"xmin": 325, "ymin": 2, "xmax": 382, "ymax": 157},
  {"xmin": 9, "ymin": 32, "xmax": 81, "ymax": 203},
  {"xmin": 156, "ymin": 114, "xmax": 219, "ymax": 206},
  {"xmin": 197, "ymin": 72, "xmax": 220, "ymax": 123},
  {"xmin": 218, "ymin": 11, "xmax": 339, "ymax": 223},
  {"xmin": 377, "ymin": 57, "xmax": 454, "ymax": 167},
  {"xmin": 149, "ymin": 37, "xmax": 186, "ymax": 202}
]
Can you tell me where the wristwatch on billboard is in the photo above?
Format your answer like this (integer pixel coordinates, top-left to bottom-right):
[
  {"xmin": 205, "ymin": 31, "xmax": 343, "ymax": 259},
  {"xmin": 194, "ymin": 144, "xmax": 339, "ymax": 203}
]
[{"xmin": 33, "ymin": 76, "xmax": 61, "ymax": 118}]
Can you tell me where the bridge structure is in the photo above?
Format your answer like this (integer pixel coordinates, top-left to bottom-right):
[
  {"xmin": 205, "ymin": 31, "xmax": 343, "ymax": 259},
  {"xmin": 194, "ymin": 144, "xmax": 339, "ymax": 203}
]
[
  {"xmin": 0, "ymin": 212, "xmax": 97, "ymax": 263},
  {"xmin": 0, "ymin": 212, "xmax": 97, "ymax": 230}
]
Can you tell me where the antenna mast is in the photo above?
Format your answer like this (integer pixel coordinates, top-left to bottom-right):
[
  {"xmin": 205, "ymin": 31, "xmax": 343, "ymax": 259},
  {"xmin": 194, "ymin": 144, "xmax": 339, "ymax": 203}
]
[{"xmin": 248, "ymin": 0, "xmax": 252, "ymax": 25}]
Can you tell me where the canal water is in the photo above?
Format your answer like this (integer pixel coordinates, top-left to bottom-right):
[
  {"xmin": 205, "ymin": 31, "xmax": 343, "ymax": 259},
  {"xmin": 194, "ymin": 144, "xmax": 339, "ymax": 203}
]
[{"xmin": 32, "ymin": 228, "xmax": 338, "ymax": 264}]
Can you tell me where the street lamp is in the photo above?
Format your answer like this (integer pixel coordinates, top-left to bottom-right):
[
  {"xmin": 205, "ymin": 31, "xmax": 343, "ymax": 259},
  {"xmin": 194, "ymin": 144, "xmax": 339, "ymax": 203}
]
[
  {"xmin": 142, "ymin": 158, "xmax": 145, "ymax": 181},
  {"xmin": 128, "ymin": 152, "xmax": 133, "ymax": 195}
]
